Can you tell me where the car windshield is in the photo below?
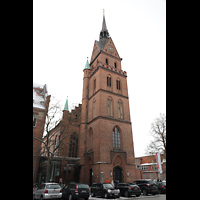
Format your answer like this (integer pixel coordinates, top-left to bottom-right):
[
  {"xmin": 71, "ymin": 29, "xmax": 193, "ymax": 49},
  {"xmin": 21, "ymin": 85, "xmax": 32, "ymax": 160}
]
[
  {"xmin": 147, "ymin": 181, "xmax": 155, "ymax": 185},
  {"xmin": 103, "ymin": 184, "xmax": 113, "ymax": 189},
  {"xmin": 46, "ymin": 184, "xmax": 61, "ymax": 189},
  {"xmin": 79, "ymin": 184, "xmax": 89, "ymax": 188},
  {"xmin": 129, "ymin": 184, "xmax": 137, "ymax": 187},
  {"xmin": 162, "ymin": 182, "xmax": 166, "ymax": 186}
]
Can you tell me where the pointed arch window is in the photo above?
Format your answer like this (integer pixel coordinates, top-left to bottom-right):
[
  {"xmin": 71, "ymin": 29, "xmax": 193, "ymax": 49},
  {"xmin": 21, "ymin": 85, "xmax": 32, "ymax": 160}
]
[
  {"xmin": 113, "ymin": 127, "xmax": 120, "ymax": 148},
  {"xmin": 116, "ymin": 79, "xmax": 121, "ymax": 90},
  {"xmin": 69, "ymin": 133, "xmax": 78, "ymax": 157},
  {"xmin": 107, "ymin": 75, "xmax": 111, "ymax": 87},
  {"xmin": 89, "ymin": 128, "xmax": 93, "ymax": 150},
  {"xmin": 118, "ymin": 100, "xmax": 123, "ymax": 119},
  {"xmin": 94, "ymin": 78, "xmax": 96, "ymax": 91},
  {"xmin": 107, "ymin": 97, "xmax": 113, "ymax": 117},
  {"xmin": 93, "ymin": 99, "xmax": 96, "ymax": 118}
]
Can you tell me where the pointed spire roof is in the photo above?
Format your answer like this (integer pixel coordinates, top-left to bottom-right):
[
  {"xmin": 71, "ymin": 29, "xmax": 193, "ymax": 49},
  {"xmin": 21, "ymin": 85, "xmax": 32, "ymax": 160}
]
[
  {"xmin": 102, "ymin": 9, "xmax": 108, "ymax": 31},
  {"xmin": 99, "ymin": 9, "xmax": 110, "ymax": 40},
  {"xmin": 84, "ymin": 57, "xmax": 90, "ymax": 69},
  {"xmin": 63, "ymin": 96, "xmax": 69, "ymax": 111}
]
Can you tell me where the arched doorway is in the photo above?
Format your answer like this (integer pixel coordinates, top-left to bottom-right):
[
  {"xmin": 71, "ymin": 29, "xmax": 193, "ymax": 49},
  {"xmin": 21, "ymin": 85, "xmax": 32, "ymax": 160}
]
[{"xmin": 113, "ymin": 165, "xmax": 123, "ymax": 183}]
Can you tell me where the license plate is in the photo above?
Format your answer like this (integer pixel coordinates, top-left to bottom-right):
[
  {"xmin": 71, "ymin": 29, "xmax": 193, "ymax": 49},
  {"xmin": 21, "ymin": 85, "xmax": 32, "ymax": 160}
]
[
  {"xmin": 50, "ymin": 195, "xmax": 57, "ymax": 197},
  {"xmin": 82, "ymin": 190, "xmax": 86, "ymax": 193}
]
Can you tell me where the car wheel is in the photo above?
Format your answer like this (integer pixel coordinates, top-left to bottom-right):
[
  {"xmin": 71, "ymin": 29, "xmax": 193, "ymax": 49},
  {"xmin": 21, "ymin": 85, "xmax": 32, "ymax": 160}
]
[
  {"xmin": 69, "ymin": 194, "xmax": 73, "ymax": 200},
  {"xmin": 124, "ymin": 191, "xmax": 129, "ymax": 197},
  {"xmin": 104, "ymin": 193, "xmax": 108, "ymax": 199},
  {"xmin": 91, "ymin": 192, "xmax": 95, "ymax": 197},
  {"xmin": 40, "ymin": 196, "xmax": 43, "ymax": 200},
  {"xmin": 136, "ymin": 194, "xmax": 140, "ymax": 197},
  {"xmin": 143, "ymin": 189, "xmax": 147, "ymax": 196}
]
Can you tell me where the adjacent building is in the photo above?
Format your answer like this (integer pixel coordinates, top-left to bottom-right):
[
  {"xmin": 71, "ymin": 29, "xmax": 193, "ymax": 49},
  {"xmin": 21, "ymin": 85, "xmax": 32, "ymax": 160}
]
[
  {"xmin": 33, "ymin": 83, "xmax": 51, "ymax": 183},
  {"xmin": 135, "ymin": 155, "xmax": 166, "ymax": 181}
]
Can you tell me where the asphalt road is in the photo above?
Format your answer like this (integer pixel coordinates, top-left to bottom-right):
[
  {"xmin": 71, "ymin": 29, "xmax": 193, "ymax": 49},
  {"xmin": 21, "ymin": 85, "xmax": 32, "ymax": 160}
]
[{"xmin": 90, "ymin": 194, "xmax": 166, "ymax": 200}]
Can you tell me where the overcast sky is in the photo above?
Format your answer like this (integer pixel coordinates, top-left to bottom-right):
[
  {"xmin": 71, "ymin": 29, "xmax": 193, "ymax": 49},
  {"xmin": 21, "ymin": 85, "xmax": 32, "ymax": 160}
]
[{"xmin": 33, "ymin": 0, "xmax": 166, "ymax": 157}]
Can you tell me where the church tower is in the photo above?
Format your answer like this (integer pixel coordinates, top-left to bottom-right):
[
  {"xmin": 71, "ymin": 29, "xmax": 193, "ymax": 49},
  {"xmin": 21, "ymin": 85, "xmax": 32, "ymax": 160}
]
[{"xmin": 79, "ymin": 11, "xmax": 136, "ymax": 185}]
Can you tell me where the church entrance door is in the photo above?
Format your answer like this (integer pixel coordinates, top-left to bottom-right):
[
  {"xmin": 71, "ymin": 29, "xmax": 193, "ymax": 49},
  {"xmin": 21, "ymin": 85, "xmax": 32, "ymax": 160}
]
[{"xmin": 113, "ymin": 166, "xmax": 123, "ymax": 182}]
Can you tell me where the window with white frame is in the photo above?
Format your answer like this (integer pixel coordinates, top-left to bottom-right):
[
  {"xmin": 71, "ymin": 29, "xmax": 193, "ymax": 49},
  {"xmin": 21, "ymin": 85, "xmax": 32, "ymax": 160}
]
[{"xmin": 33, "ymin": 113, "xmax": 37, "ymax": 127}]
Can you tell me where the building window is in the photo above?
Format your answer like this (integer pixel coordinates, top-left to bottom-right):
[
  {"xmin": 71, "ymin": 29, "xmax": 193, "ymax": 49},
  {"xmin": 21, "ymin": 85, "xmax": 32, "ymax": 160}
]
[
  {"xmin": 116, "ymin": 79, "xmax": 121, "ymax": 90},
  {"xmin": 118, "ymin": 100, "xmax": 123, "ymax": 119},
  {"xmin": 113, "ymin": 126, "xmax": 120, "ymax": 148},
  {"xmin": 107, "ymin": 97, "xmax": 113, "ymax": 117},
  {"xmin": 33, "ymin": 113, "xmax": 37, "ymax": 127},
  {"xmin": 93, "ymin": 99, "xmax": 96, "ymax": 118},
  {"xmin": 94, "ymin": 78, "xmax": 96, "ymax": 91},
  {"xmin": 114, "ymin": 62, "xmax": 117, "ymax": 68},
  {"xmin": 107, "ymin": 75, "xmax": 111, "ymax": 87},
  {"xmin": 69, "ymin": 133, "xmax": 78, "ymax": 157},
  {"xmin": 106, "ymin": 58, "xmax": 108, "ymax": 65},
  {"xmin": 89, "ymin": 128, "xmax": 93, "ymax": 150}
]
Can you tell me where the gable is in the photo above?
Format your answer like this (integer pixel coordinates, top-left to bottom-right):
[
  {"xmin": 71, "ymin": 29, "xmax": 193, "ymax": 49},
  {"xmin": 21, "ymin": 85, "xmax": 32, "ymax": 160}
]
[
  {"xmin": 102, "ymin": 37, "xmax": 120, "ymax": 59},
  {"xmin": 90, "ymin": 41, "xmax": 100, "ymax": 63}
]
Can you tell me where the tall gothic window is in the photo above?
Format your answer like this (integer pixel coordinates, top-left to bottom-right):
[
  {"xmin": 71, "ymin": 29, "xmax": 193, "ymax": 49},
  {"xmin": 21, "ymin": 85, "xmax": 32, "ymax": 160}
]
[
  {"xmin": 108, "ymin": 97, "xmax": 113, "ymax": 117},
  {"xmin": 113, "ymin": 127, "xmax": 120, "ymax": 148},
  {"xmin": 69, "ymin": 133, "xmax": 78, "ymax": 157},
  {"xmin": 94, "ymin": 78, "xmax": 96, "ymax": 91},
  {"xmin": 89, "ymin": 128, "xmax": 93, "ymax": 150},
  {"xmin": 93, "ymin": 99, "xmax": 96, "ymax": 118},
  {"xmin": 118, "ymin": 100, "xmax": 123, "ymax": 119},
  {"xmin": 107, "ymin": 75, "xmax": 111, "ymax": 87},
  {"xmin": 116, "ymin": 79, "xmax": 121, "ymax": 90}
]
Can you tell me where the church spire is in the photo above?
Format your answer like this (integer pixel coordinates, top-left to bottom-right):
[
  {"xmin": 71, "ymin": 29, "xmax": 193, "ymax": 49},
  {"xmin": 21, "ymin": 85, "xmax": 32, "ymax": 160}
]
[
  {"xmin": 63, "ymin": 96, "xmax": 69, "ymax": 111},
  {"xmin": 102, "ymin": 9, "xmax": 107, "ymax": 31},
  {"xmin": 99, "ymin": 9, "xmax": 110, "ymax": 40}
]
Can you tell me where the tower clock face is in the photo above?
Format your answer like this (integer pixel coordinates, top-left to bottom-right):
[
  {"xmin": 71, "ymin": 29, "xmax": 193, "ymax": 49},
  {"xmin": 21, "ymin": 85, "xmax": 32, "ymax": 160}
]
[{"xmin": 108, "ymin": 45, "xmax": 114, "ymax": 53}]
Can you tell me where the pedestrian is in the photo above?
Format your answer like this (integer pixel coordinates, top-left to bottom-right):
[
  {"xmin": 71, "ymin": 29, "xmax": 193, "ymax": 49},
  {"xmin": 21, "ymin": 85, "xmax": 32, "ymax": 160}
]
[{"xmin": 105, "ymin": 178, "xmax": 110, "ymax": 183}]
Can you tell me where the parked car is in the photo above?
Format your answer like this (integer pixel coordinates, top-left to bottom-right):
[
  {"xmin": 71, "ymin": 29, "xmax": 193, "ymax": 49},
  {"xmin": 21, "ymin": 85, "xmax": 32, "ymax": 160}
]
[
  {"xmin": 91, "ymin": 183, "xmax": 120, "ymax": 198},
  {"xmin": 157, "ymin": 181, "xmax": 166, "ymax": 194},
  {"xmin": 133, "ymin": 179, "xmax": 158, "ymax": 196},
  {"xmin": 62, "ymin": 182, "xmax": 90, "ymax": 200},
  {"xmin": 115, "ymin": 182, "xmax": 141, "ymax": 197},
  {"xmin": 33, "ymin": 182, "xmax": 62, "ymax": 199}
]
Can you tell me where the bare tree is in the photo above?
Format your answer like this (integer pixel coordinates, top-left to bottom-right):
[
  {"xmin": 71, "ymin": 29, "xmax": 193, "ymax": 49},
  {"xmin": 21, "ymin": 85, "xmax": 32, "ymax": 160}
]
[
  {"xmin": 33, "ymin": 97, "xmax": 70, "ymax": 182},
  {"xmin": 145, "ymin": 113, "xmax": 166, "ymax": 158},
  {"xmin": 33, "ymin": 97, "xmax": 85, "ymax": 182}
]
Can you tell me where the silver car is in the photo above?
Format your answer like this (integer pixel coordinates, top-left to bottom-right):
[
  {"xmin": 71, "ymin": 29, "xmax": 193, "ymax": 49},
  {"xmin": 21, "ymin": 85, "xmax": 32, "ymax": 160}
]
[{"xmin": 33, "ymin": 182, "xmax": 62, "ymax": 200}]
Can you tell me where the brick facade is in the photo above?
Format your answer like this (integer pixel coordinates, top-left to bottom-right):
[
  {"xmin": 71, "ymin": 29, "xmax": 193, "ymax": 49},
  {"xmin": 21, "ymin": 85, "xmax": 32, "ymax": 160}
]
[{"xmin": 35, "ymin": 14, "xmax": 137, "ymax": 185}]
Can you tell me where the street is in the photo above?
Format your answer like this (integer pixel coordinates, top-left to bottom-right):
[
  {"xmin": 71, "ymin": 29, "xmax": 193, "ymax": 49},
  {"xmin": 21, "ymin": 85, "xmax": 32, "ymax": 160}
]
[{"xmin": 89, "ymin": 194, "xmax": 166, "ymax": 200}]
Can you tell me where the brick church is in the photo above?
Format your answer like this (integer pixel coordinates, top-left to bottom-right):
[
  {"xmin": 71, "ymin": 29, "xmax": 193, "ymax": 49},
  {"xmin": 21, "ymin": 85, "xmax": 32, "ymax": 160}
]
[{"xmin": 37, "ymin": 12, "xmax": 137, "ymax": 185}]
